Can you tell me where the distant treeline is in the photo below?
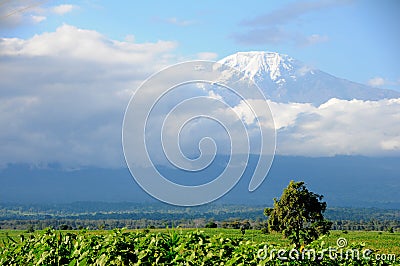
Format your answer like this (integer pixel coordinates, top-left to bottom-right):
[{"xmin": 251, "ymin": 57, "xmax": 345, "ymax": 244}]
[
  {"xmin": 1, "ymin": 218, "xmax": 400, "ymax": 232},
  {"xmin": 0, "ymin": 202, "xmax": 265, "ymax": 221},
  {"xmin": 0, "ymin": 202, "xmax": 399, "ymax": 231}
]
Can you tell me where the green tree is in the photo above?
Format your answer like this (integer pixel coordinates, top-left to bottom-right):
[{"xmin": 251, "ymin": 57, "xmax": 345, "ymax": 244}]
[
  {"xmin": 26, "ymin": 224, "xmax": 35, "ymax": 233},
  {"xmin": 205, "ymin": 221, "xmax": 217, "ymax": 228},
  {"xmin": 264, "ymin": 180, "xmax": 332, "ymax": 248}
]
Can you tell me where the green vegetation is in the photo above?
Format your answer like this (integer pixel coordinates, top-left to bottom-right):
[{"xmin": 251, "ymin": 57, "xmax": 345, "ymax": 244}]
[
  {"xmin": 264, "ymin": 181, "xmax": 332, "ymax": 248},
  {"xmin": 0, "ymin": 228, "xmax": 398, "ymax": 265},
  {"xmin": 1, "ymin": 181, "xmax": 398, "ymax": 265},
  {"xmin": 1, "ymin": 202, "xmax": 399, "ymax": 231}
]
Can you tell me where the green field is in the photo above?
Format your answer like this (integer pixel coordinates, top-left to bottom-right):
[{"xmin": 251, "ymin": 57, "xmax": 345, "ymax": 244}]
[
  {"xmin": 155, "ymin": 228, "xmax": 400, "ymax": 254},
  {"xmin": 1, "ymin": 228, "xmax": 399, "ymax": 265},
  {"xmin": 3, "ymin": 228, "xmax": 398, "ymax": 253}
]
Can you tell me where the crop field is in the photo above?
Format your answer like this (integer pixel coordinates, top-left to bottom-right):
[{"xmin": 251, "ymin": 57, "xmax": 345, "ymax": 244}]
[{"xmin": 0, "ymin": 228, "xmax": 398, "ymax": 265}]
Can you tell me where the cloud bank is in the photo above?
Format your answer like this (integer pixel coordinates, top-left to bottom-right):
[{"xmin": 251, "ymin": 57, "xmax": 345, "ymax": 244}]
[
  {"xmin": 51, "ymin": 4, "xmax": 76, "ymax": 15},
  {"xmin": 0, "ymin": 25, "xmax": 399, "ymax": 169},
  {"xmin": 271, "ymin": 98, "xmax": 400, "ymax": 156},
  {"xmin": 0, "ymin": 24, "xmax": 177, "ymax": 168}
]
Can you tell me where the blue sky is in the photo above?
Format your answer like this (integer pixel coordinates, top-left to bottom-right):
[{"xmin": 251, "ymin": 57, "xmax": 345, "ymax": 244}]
[{"xmin": 1, "ymin": 0, "xmax": 399, "ymax": 91}]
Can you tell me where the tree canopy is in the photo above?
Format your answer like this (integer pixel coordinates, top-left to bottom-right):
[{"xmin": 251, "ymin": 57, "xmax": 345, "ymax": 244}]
[{"xmin": 264, "ymin": 180, "xmax": 332, "ymax": 248}]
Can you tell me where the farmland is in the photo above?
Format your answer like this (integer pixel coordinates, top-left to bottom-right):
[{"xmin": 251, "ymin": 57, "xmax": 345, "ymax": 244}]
[
  {"xmin": 1, "ymin": 228, "xmax": 399, "ymax": 265},
  {"xmin": 1, "ymin": 202, "xmax": 399, "ymax": 264}
]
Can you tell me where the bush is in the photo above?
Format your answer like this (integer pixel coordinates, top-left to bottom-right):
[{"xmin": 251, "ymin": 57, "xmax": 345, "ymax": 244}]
[
  {"xmin": 205, "ymin": 221, "xmax": 218, "ymax": 228},
  {"xmin": 26, "ymin": 225, "xmax": 35, "ymax": 233}
]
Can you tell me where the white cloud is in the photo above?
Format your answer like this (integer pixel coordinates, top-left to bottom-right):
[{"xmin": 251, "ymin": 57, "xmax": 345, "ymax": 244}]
[
  {"xmin": 164, "ymin": 17, "xmax": 194, "ymax": 26},
  {"xmin": 156, "ymin": 95, "xmax": 400, "ymax": 160},
  {"xmin": 274, "ymin": 98, "xmax": 400, "ymax": 156},
  {"xmin": 124, "ymin": 34, "xmax": 135, "ymax": 42},
  {"xmin": 241, "ymin": 0, "xmax": 349, "ymax": 27},
  {"xmin": 0, "ymin": 24, "xmax": 177, "ymax": 64},
  {"xmin": 31, "ymin": 15, "xmax": 46, "ymax": 23},
  {"xmin": 0, "ymin": 1, "xmax": 43, "ymax": 28},
  {"xmin": 367, "ymin": 77, "xmax": 400, "ymax": 90},
  {"xmin": 51, "ymin": 4, "xmax": 75, "ymax": 15},
  {"xmin": 368, "ymin": 77, "xmax": 386, "ymax": 87},
  {"xmin": 197, "ymin": 52, "xmax": 218, "ymax": 60},
  {"xmin": 0, "ymin": 2, "xmax": 76, "ymax": 28},
  {"xmin": 296, "ymin": 65, "xmax": 315, "ymax": 76},
  {"xmin": 302, "ymin": 34, "xmax": 329, "ymax": 46},
  {"xmin": 0, "ymin": 25, "xmax": 178, "ymax": 168},
  {"xmin": 268, "ymin": 101, "xmax": 316, "ymax": 129},
  {"xmin": 233, "ymin": 0, "xmax": 351, "ymax": 46},
  {"xmin": 233, "ymin": 97, "xmax": 400, "ymax": 157}
]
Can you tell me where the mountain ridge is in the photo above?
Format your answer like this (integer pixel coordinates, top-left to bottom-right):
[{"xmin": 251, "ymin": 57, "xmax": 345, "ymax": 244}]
[
  {"xmin": 1, "ymin": 156, "xmax": 399, "ymax": 208},
  {"xmin": 218, "ymin": 51, "xmax": 400, "ymax": 105}
]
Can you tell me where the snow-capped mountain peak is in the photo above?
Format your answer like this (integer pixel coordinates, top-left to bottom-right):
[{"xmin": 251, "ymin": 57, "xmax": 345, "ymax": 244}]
[
  {"xmin": 217, "ymin": 51, "xmax": 400, "ymax": 105},
  {"xmin": 218, "ymin": 51, "xmax": 301, "ymax": 83}
]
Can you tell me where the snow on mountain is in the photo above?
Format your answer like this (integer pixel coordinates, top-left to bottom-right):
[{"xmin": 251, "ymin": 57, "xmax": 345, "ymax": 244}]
[
  {"xmin": 218, "ymin": 51, "xmax": 400, "ymax": 105},
  {"xmin": 218, "ymin": 51, "xmax": 298, "ymax": 82}
]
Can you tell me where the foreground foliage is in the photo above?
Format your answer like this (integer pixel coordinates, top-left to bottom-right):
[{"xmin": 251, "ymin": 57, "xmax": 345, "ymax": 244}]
[{"xmin": 0, "ymin": 228, "xmax": 398, "ymax": 265}]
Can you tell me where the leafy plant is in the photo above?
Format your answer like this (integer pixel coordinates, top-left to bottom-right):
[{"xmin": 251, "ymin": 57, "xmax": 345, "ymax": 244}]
[{"xmin": 0, "ymin": 228, "xmax": 398, "ymax": 265}]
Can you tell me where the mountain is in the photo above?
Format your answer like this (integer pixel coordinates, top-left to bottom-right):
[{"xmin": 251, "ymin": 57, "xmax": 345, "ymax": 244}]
[
  {"xmin": 218, "ymin": 51, "xmax": 400, "ymax": 105},
  {"xmin": 1, "ymin": 51, "xmax": 399, "ymax": 208},
  {"xmin": 1, "ymin": 156, "xmax": 399, "ymax": 208}
]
